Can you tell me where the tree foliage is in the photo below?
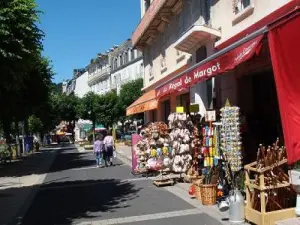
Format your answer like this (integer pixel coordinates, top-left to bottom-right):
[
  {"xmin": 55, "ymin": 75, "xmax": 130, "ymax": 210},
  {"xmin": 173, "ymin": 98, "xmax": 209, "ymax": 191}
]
[
  {"xmin": 28, "ymin": 115, "xmax": 43, "ymax": 134},
  {"xmin": 94, "ymin": 90, "xmax": 118, "ymax": 128},
  {"xmin": 117, "ymin": 78, "xmax": 143, "ymax": 121},
  {"xmin": 0, "ymin": 0, "xmax": 53, "ymax": 139},
  {"xmin": 55, "ymin": 93, "xmax": 80, "ymax": 122}
]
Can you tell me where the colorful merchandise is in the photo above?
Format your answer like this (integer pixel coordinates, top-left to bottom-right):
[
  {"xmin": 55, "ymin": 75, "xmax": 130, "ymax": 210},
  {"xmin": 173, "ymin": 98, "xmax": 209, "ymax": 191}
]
[{"xmin": 220, "ymin": 106, "xmax": 243, "ymax": 172}]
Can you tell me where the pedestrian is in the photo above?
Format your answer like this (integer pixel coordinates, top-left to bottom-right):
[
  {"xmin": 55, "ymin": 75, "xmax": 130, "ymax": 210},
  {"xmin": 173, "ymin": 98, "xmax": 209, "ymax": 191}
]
[
  {"xmin": 93, "ymin": 135, "xmax": 104, "ymax": 168},
  {"xmin": 103, "ymin": 130, "xmax": 115, "ymax": 167}
]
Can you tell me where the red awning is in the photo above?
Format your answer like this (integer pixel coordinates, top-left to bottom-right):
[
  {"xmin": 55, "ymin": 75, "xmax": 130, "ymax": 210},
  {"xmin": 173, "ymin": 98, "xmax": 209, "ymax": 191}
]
[
  {"xmin": 156, "ymin": 34, "xmax": 264, "ymax": 99},
  {"xmin": 268, "ymin": 10, "xmax": 300, "ymax": 164}
]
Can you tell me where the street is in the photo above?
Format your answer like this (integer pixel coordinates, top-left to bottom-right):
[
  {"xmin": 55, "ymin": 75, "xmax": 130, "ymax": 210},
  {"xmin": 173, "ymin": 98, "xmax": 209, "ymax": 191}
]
[{"xmin": 13, "ymin": 145, "xmax": 224, "ymax": 225}]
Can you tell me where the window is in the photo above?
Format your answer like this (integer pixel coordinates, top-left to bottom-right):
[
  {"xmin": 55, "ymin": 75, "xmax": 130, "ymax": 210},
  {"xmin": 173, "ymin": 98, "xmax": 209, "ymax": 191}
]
[
  {"xmin": 124, "ymin": 52, "xmax": 128, "ymax": 64},
  {"xmin": 119, "ymin": 55, "xmax": 123, "ymax": 66},
  {"xmin": 160, "ymin": 56, "xmax": 166, "ymax": 69},
  {"xmin": 178, "ymin": 14, "xmax": 184, "ymax": 37},
  {"xmin": 114, "ymin": 58, "xmax": 118, "ymax": 70},
  {"xmin": 145, "ymin": 0, "xmax": 151, "ymax": 12},
  {"xmin": 204, "ymin": 0, "xmax": 211, "ymax": 25},
  {"xmin": 131, "ymin": 49, "xmax": 135, "ymax": 61},
  {"xmin": 234, "ymin": 0, "xmax": 251, "ymax": 14}
]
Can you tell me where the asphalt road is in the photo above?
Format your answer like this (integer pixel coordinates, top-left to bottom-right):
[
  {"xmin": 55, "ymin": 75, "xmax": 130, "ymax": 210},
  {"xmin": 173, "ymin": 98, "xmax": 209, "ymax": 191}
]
[{"xmin": 20, "ymin": 145, "xmax": 223, "ymax": 225}]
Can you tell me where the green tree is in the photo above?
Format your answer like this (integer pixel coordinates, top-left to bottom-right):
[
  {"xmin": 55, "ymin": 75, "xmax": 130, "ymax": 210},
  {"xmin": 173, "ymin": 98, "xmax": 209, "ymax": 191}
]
[
  {"xmin": 0, "ymin": 0, "xmax": 52, "ymax": 141},
  {"xmin": 77, "ymin": 92, "xmax": 99, "ymax": 141},
  {"xmin": 56, "ymin": 93, "xmax": 80, "ymax": 123},
  {"xmin": 117, "ymin": 78, "xmax": 143, "ymax": 122},
  {"xmin": 28, "ymin": 115, "xmax": 43, "ymax": 134},
  {"xmin": 0, "ymin": 0, "xmax": 43, "ymax": 92},
  {"xmin": 95, "ymin": 90, "xmax": 118, "ymax": 129}
]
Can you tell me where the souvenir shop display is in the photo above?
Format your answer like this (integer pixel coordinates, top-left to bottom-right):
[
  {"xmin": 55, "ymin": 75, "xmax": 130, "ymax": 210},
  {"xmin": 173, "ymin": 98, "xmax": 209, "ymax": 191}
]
[
  {"xmin": 220, "ymin": 106, "xmax": 243, "ymax": 174},
  {"xmin": 168, "ymin": 113, "xmax": 193, "ymax": 173},
  {"xmin": 134, "ymin": 122, "xmax": 171, "ymax": 173},
  {"xmin": 244, "ymin": 139, "xmax": 296, "ymax": 225},
  {"xmin": 135, "ymin": 139, "xmax": 149, "ymax": 173},
  {"xmin": 201, "ymin": 124, "xmax": 220, "ymax": 169}
]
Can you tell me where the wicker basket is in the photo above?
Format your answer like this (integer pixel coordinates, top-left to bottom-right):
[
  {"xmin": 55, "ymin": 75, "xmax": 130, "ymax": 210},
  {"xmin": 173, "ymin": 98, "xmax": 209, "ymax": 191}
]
[
  {"xmin": 192, "ymin": 176, "xmax": 204, "ymax": 201},
  {"xmin": 200, "ymin": 184, "xmax": 217, "ymax": 205}
]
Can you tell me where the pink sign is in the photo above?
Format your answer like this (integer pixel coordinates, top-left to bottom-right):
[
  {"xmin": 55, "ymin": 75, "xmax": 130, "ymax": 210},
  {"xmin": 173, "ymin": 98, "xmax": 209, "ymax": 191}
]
[{"xmin": 131, "ymin": 134, "xmax": 141, "ymax": 172}]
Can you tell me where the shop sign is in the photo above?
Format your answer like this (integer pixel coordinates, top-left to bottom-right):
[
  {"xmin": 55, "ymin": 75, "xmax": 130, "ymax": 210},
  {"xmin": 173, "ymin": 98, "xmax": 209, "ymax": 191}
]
[
  {"xmin": 176, "ymin": 106, "xmax": 184, "ymax": 113},
  {"xmin": 156, "ymin": 34, "xmax": 264, "ymax": 99},
  {"xmin": 205, "ymin": 110, "xmax": 216, "ymax": 122},
  {"xmin": 189, "ymin": 104, "xmax": 199, "ymax": 113}
]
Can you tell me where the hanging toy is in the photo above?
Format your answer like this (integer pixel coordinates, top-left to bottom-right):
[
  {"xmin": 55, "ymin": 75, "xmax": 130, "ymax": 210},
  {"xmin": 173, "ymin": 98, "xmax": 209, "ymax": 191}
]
[
  {"xmin": 150, "ymin": 149, "xmax": 157, "ymax": 157},
  {"xmin": 156, "ymin": 148, "xmax": 162, "ymax": 156},
  {"xmin": 162, "ymin": 146, "xmax": 168, "ymax": 156}
]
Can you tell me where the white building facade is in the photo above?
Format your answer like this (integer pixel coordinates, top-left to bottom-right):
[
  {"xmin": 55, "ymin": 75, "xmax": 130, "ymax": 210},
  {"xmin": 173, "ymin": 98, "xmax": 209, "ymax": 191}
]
[
  {"xmin": 73, "ymin": 69, "xmax": 90, "ymax": 98},
  {"xmin": 87, "ymin": 40, "xmax": 143, "ymax": 96},
  {"xmin": 110, "ymin": 39, "xmax": 143, "ymax": 94},
  {"xmin": 87, "ymin": 53, "xmax": 111, "ymax": 95},
  {"xmin": 129, "ymin": 0, "xmax": 295, "ymax": 123},
  {"xmin": 130, "ymin": 0, "xmax": 220, "ymax": 122}
]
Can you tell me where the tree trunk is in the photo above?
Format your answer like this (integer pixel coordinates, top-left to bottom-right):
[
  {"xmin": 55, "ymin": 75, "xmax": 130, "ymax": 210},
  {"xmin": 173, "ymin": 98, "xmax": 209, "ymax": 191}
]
[
  {"xmin": 24, "ymin": 119, "xmax": 29, "ymax": 136},
  {"xmin": 92, "ymin": 120, "xmax": 95, "ymax": 142},
  {"xmin": 72, "ymin": 120, "xmax": 76, "ymax": 142},
  {"xmin": 14, "ymin": 121, "xmax": 21, "ymax": 158},
  {"xmin": 2, "ymin": 120, "xmax": 11, "ymax": 143}
]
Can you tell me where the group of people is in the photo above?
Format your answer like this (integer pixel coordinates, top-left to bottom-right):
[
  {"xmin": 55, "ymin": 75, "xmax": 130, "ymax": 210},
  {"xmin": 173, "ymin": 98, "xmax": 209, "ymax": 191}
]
[{"xmin": 93, "ymin": 130, "xmax": 115, "ymax": 167}]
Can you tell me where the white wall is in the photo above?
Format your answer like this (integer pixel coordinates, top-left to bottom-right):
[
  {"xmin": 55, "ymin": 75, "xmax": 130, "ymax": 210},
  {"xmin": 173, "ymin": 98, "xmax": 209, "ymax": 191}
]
[
  {"xmin": 74, "ymin": 71, "xmax": 90, "ymax": 98},
  {"xmin": 111, "ymin": 58, "xmax": 144, "ymax": 94},
  {"xmin": 90, "ymin": 76, "xmax": 111, "ymax": 95},
  {"xmin": 212, "ymin": 0, "xmax": 291, "ymax": 46}
]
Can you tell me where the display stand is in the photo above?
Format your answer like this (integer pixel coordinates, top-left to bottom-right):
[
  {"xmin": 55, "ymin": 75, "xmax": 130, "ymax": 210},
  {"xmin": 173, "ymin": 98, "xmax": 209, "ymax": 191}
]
[
  {"xmin": 244, "ymin": 141, "xmax": 296, "ymax": 225},
  {"xmin": 153, "ymin": 168, "xmax": 174, "ymax": 187}
]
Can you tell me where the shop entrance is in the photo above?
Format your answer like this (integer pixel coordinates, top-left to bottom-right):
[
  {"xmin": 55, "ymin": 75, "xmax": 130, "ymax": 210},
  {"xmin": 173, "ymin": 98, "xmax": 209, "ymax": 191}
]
[{"xmin": 238, "ymin": 70, "xmax": 283, "ymax": 163}]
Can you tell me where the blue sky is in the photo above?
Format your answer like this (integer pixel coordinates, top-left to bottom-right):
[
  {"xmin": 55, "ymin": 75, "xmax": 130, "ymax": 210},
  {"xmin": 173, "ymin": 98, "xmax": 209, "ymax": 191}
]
[{"xmin": 36, "ymin": 0, "xmax": 141, "ymax": 83}]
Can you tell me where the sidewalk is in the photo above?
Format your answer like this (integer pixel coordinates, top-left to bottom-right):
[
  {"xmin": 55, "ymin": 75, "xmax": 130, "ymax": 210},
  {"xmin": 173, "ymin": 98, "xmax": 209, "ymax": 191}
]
[
  {"xmin": 115, "ymin": 144, "xmax": 132, "ymax": 166},
  {"xmin": 114, "ymin": 145, "xmax": 249, "ymax": 225},
  {"xmin": 0, "ymin": 146, "xmax": 59, "ymax": 225}
]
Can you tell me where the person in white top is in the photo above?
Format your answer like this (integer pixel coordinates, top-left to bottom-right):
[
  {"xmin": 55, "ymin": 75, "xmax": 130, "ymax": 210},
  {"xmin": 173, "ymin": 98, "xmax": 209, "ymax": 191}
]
[{"xmin": 103, "ymin": 130, "xmax": 115, "ymax": 167}]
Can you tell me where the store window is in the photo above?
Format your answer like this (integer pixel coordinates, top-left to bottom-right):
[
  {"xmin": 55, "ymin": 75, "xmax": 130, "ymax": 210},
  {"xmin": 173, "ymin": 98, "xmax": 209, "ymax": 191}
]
[{"xmin": 176, "ymin": 93, "xmax": 190, "ymax": 114}]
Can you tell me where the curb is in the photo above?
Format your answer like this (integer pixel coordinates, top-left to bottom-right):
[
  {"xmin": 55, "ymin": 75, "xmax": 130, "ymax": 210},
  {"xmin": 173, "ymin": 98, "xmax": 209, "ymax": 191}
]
[{"xmin": 10, "ymin": 148, "xmax": 61, "ymax": 225}]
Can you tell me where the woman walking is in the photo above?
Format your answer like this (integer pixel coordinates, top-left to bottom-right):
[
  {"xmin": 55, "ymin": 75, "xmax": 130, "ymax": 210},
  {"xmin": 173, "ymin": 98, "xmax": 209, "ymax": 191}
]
[
  {"xmin": 93, "ymin": 135, "xmax": 104, "ymax": 168},
  {"xmin": 103, "ymin": 130, "xmax": 115, "ymax": 167}
]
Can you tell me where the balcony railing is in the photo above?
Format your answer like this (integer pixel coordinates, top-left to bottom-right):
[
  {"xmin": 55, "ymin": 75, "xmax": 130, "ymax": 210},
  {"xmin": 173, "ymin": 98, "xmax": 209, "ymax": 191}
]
[
  {"xmin": 87, "ymin": 67, "xmax": 111, "ymax": 86},
  {"xmin": 174, "ymin": 23, "xmax": 221, "ymax": 53}
]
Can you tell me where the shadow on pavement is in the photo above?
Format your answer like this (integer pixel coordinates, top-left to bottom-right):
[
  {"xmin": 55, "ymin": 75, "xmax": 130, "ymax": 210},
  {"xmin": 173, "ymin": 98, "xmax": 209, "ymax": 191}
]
[
  {"xmin": 0, "ymin": 149, "xmax": 56, "ymax": 178},
  {"xmin": 0, "ymin": 144, "xmax": 104, "ymax": 177},
  {"xmin": 9, "ymin": 178, "xmax": 141, "ymax": 225}
]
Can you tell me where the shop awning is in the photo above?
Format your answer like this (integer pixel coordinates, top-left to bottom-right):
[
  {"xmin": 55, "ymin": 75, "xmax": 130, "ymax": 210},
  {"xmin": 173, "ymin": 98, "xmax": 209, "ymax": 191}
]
[
  {"xmin": 268, "ymin": 9, "xmax": 300, "ymax": 164},
  {"xmin": 126, "ymin": 90, "xmax": 158, "ymax": 116},
  {"xmin": 156, "ymin": 33, "xmax": 264, "ymax": 98},
  {"xmin": 83, "ymin": 124, "xmax": 92, "ymax": 132}
]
